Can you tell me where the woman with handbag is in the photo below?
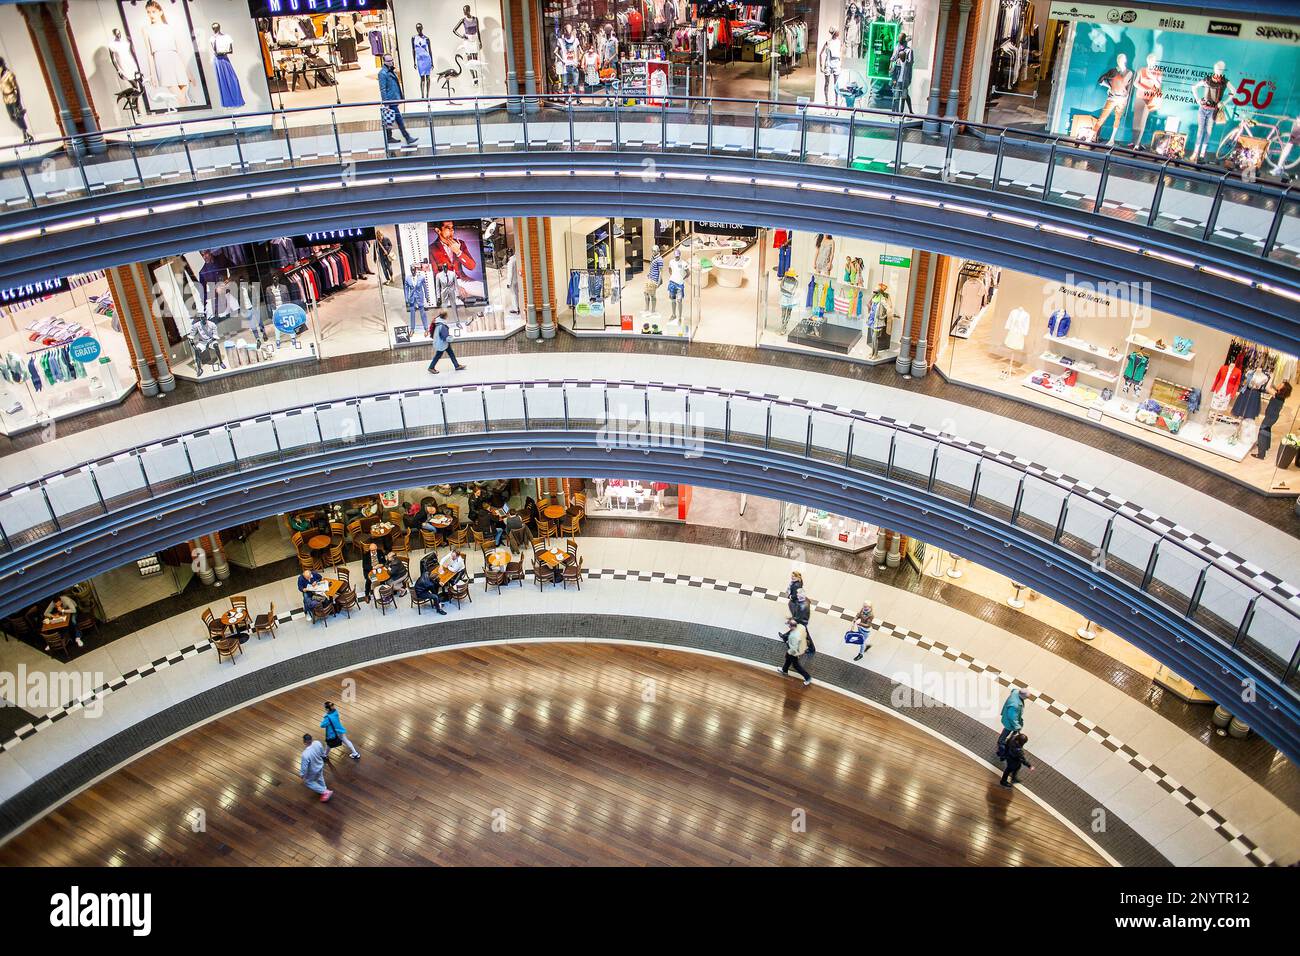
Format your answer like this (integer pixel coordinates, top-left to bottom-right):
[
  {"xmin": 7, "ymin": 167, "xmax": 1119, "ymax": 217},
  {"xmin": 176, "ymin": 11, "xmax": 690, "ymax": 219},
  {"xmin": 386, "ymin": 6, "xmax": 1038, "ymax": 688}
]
[
  {"xmin": 778, "ymin": 619, "xmax": 814, "ymax": 687},
  {"xmin": 321, "ymin": 701, "xmax": 360, "ymax": 761}
]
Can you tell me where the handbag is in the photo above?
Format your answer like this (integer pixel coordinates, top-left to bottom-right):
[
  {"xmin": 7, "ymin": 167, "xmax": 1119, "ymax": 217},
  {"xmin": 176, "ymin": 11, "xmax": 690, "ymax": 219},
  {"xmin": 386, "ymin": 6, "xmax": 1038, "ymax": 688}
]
[
  {"xmin": 844, "ymin": 629, "xmax": 865, "ymax": 646},
  {"xmin": 324, "ymin": 717, "xmax": 343, "ymax": 749}
]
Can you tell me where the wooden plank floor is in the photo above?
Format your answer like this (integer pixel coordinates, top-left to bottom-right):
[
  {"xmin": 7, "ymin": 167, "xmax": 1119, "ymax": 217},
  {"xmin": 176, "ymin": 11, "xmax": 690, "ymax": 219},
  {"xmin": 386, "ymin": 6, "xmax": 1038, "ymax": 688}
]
[{"xmin": 0, "ymin": 645, "xmax": 1103, "ymax": 866}]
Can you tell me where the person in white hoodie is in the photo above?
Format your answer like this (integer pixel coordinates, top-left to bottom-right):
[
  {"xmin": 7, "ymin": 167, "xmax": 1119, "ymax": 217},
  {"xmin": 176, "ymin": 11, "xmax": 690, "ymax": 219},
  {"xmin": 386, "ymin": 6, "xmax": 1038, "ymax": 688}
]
[
  {"xmin": 778, "ymin": 617, "xmax": 813, "ymax": 686},
  {"xmin": 300, "ymin": 734, "xmax": 332, "ymax": 802}
]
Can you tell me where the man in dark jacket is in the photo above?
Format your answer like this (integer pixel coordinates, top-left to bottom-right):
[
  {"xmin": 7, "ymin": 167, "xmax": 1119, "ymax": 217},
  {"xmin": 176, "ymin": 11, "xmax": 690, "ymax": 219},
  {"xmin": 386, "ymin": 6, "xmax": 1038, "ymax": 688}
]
[{"xmin": 378, "ymin": 54, "xmax": 416, "ymax": 147}]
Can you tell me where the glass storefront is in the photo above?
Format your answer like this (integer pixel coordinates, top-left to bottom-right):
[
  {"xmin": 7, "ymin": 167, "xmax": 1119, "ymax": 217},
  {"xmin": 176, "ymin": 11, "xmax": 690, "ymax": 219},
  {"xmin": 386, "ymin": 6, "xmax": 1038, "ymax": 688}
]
[
  {"xmin": 59, "ymin": 0, "xmax": 508, "ymax": 139},
  {"xmin": 0, "ymin": 271, "xmax": 133, "ymax": 436},
  {"xmin": 538, "ymin": 0, "xmax": 939, "ymax": 110},
  {"xmin": 984, "ymin": 2, "xmax": 1300, "ymax": 175},
  {"xmin": 936, "ymin": 261, "xmax": 1300, "ymax": 494},
  {"xmin": 551, "ymin": 216, "xmax": 912, "ymax": 363},
  {"xmin": 154, "ymin": 218, "xmax": 521, "ymax": 382}
]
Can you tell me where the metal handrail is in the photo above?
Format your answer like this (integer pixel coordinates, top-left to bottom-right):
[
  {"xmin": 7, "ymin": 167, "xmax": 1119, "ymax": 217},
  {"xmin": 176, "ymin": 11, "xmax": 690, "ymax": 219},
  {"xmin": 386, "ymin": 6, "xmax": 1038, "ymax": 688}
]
[
  {"xmin": 2, "ymin": 93, "xmax": 1294, "ymax": 272},
  {"xmin": 1, "ymin": 376, "xmax": 1296, "ymax": 686}
]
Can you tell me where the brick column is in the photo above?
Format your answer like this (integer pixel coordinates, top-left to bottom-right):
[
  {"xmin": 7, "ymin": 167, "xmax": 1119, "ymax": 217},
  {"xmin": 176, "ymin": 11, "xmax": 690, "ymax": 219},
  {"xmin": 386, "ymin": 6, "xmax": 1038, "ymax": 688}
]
[
  {"xmin": 944, "ymin": 1, "xmax": 974, "ymax": 120},
  {"xmin": 20, "ymin": 1, "xmax": 103, "ymax": 154},
  {"xmin": 517, "ymin": 216, "xmax": 557, "ymax": 340},
  {"xmin": 912, "ymin": 253, "xmax": 950, "ymax": 377},
  {"xmin": 105, "ymin": 263, "xmax": 175, "ymax": 395},
  {"xmin": 504, "ymin": 0, "xmax": 545, "ymax": 100}
]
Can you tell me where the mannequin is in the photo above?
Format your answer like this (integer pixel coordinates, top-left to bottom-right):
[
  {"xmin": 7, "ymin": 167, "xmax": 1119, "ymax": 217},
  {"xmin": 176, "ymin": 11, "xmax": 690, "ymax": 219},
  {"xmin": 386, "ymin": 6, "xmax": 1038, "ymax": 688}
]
[
  {"xmin": 777, "ymin": 271, "xmax": 799, "ymax": 332},
  {"xmin": 108, "ymin": 28, "xmax": 142, "ymax": 91},
  {"xmin": 1095, "ymin": 53, "xmax": 1133, "ymax": 146},
  {"xmin": 889, "ymin": 34, "xmax": 914, "ymax": 113},
  {"xmin": 454, "ymin": 6, "xmax": 483, "ymax": 86},
  {"xmin": 505, "ymin": 251, "xmax": 520, "ymax": 314},
  {"xmin": 1191, "ymin": 61, "xmax": 1236, "ymax": 163},
  {"xmin": 1272, "ymin": 122, "xmax": 1299, "ymax": 179},
  {"xmin": 412, "ymin": 23, "xmax": 433, "ymax": 98},
  {"xmin": 556, "ymin": 23, "xmax": 580, "ymax": 94},
  {"xmin": 866, "ymin": 283, "xmax": 890, "ymax": 357},
  {"xmin": 142, "ymin": 0, "xmax": 192, "ymax": 109},
  {"xmin": 667, "ymin": 250, "xmax": 689, "ymax": 322},
  {"xmin": 645, "ymin": 245, "xmax": 664, "ymax": 313},
  {"xmin": 210, "ymin": 23, "xmax": 244, "ymax": 109},
  {"xmin": 0, "ymin": 59, "xmax": 33, "ymax": 144},
  {"xmin": 819, "ymin": 29, "xmax": 842, "ymax": 107},
  {"xmin": 1003, "ymin": 306, "xmax": 1030, "ymax": 352},
  {"xmin": 1129, "ymin": 53, "xmax": 1163, "ymax": 150},
  {"xmin": 404, "ymin": 264, "xmax": 431, "ymax": 334}
]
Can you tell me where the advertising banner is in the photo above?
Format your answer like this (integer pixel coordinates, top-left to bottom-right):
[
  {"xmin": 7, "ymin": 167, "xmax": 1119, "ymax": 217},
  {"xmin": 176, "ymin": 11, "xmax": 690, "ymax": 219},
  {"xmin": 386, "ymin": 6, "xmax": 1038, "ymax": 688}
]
[
  {"xmin": 1050, "ymin": 12, "xmax": 1300, "ymax": 154},
  {"xmin": 427, "ymin": 220, "xmax": 488, "ymax": 307}
]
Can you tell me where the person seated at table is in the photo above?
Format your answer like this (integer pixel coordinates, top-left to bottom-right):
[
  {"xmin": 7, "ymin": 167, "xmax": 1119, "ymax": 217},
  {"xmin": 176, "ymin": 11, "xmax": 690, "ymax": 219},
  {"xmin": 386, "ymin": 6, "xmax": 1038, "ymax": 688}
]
[
  {"xmin": 504, "ymin": 511, "xmax": 525, "ymax": 549},
  {"xmin": 413, "ymin": 568, "xmax": 448, "ymax": 615},
  {"xmin": 471, "ymin": 508, "xmax": 500, "ymax": 546},
  {"xmin": 290, "ymin": 513, "xmax": 314, "ymax": 534},
  {"xmin": 385, "ymin": 553, "xmax": 409, "ymax": 595},
  {"xmin": 43, "ymin": 593, "xmax": 82, "ymax": 644},
  {"xmin": 403, "ymin": 500, "xmax": 425, "ymax": 531},
  {"xmin": 361, "ymin": 542, "xmax": 388, "ymax": 602},
  {"xmin": 438, "ymin": 549, "xmax": 467, "ymax": 597},
  {"xmin": 297, "ymin": 568, "xmax": 323, "ymax": 612},
  {"xmin": 304, "ymin": 589, "xmax": 332, "ymax": 618}
]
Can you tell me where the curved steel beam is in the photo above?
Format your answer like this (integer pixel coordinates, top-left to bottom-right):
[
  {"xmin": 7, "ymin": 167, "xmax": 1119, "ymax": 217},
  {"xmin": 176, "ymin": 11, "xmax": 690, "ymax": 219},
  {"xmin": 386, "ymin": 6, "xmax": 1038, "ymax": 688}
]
[
  {"xmin": 16, "ymin": 428, "xmax": 1300, "ymax": 764},
  {"xmin": 4, "ymin": 152, "xmax": 1298, "ymax": 353}
]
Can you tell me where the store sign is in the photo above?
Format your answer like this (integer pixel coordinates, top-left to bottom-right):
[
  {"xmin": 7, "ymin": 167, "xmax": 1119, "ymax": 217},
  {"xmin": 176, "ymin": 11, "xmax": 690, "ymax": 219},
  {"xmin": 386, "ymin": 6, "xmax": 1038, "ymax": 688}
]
[
  {"xmin": 879, "ymin": 254, "xmax": 912, "ymax": 268},
  {"xmin": 247, "ymin": 0, "xmax": 389, "ymax": 17},
  {"xmin": 272, "ymin": 304, "xmax": 308, "ymax": 334},
  {"xmin": 68, "ymin": 337, "xmax": 102, "ymax": 364},
  {"xmin": 1046, "ymin": 3, "xmax": 1300, "ymax": 45},
  {"xmin": 1050, "ymin": 12, "xmax": 1300, "ymax": 152},
  {"xmin": 0, "ymin": 276, "xmax": 69, "ymax": 305},
  {"xmin": 291, "ymin": 228, "xmax": 376, "ymax": 245},
  {"xmin": 692, "ymin": 222, "xmax": 758, "ymax": 238}
]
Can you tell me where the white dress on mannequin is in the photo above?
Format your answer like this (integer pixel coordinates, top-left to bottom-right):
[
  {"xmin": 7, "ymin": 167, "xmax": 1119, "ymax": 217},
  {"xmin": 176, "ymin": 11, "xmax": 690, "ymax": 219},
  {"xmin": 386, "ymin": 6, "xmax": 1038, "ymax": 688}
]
[{"xmin": 1003, "ymin": 307, "xmax": 1030, "ymax": 351}]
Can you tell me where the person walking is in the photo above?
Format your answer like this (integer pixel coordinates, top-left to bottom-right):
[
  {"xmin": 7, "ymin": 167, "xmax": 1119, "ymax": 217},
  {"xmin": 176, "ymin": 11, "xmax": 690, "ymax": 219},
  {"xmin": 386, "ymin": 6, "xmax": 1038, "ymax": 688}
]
[
  {"xmin": 426, "ymin": 313, "xmax": 467, "ymax": 373},
  {"xmin": 300, "ymin": 734, "xmax": 333, "ymax": 802},
  {"xmin": 789, "ymin": 588, "xmax": 812, "ymax": 628},
  {"xmin": 1000, "ymin": 732, "xmax": 1033, "ymax": 788},
  {"xmin": 778, "ymin": 617, "xmax": 813, "ymax": 686},
  {"xmin": 321, "ymin": 701, "xmax": 361, "ymax": 761},
  {"xmin": 786, "ymin": 570, "xmax": 804, "ymax": 601},
  {"xmin": 997, "ymin": 687, "xmax": 1027, "ymax": 759},
  {"xmin": 378, "ymin": 54, "xmax": 417, "ymax": 148},
  {"xmin": 848, "ymin": 599, "xmax": 874, "ymax": 661}
]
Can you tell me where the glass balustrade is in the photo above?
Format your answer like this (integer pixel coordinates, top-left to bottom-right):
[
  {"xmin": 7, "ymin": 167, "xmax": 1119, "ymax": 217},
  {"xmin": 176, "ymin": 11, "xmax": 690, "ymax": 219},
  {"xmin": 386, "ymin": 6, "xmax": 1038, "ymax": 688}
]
[
  {"xmin": 0, "ymin": 379, "xmax": 1295, "ymax": 690},
  {"xmin": 3, "ymin": 96, "xmax": 1295, "ymax": 272}
]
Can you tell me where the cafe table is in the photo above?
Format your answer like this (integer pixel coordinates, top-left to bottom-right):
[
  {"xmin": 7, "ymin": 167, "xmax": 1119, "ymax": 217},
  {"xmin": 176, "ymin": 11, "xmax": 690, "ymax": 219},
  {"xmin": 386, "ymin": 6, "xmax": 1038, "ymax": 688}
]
[
  {"xmin": 369, "ymin": 522, "xmax": 397, "ymax": 545},
  {"xmin": 485, "ymin": 548, "xmax": 511, "ymax": 570},
  {"xmin": 541, "ymin": 504, "xmax": 567, "ymax": 521},
  {"xmin": 221, "ymin": 606, "xmax": 252, "ymax": 642},
  {"xmin": 537, "ymin": 548, "xmax": 569, "ymax": 569},
  {"xmin": 307, "ymin": 533, "xmax": 332, "ymax": 553}
]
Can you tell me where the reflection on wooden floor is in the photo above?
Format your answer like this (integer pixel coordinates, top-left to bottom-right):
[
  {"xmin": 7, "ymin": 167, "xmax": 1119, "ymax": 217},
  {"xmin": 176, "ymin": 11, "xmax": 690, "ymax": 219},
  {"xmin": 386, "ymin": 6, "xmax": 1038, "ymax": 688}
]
[{"xmin": 0, "ymin": 645, "xmax": 1103, "ymax": 866}]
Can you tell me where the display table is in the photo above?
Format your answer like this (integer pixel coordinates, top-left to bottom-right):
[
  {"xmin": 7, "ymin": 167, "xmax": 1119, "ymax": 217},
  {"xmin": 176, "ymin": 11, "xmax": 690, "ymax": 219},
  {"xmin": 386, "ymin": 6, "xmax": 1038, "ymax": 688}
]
[
  {"xmin": 787, "ymin": 319, "xmax": 862, "ymax": 355},
  {"xmin": 712, "ymin": 255, "xmax": 750, "ymax": 288}
]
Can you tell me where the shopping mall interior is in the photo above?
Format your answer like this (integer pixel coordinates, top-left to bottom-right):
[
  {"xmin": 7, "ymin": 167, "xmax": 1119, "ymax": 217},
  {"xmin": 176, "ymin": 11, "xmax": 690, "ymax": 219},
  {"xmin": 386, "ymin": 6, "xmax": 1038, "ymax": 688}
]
[{"xmin": 0, "ymin": 0, "xmax": 1297, "ymax": 917}]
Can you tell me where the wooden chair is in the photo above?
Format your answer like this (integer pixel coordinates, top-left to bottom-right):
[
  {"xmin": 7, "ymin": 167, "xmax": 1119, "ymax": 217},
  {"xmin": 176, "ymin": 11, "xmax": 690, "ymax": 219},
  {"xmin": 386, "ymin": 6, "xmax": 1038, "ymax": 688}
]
[
  {"xmin": 334, "ymin": 586, "xmax": 359, "ymax": 618},
  {"xmin": 444, "ymin": 502, "xmax": 460, "ymax": 523},
  {"xmin": 44, "ymin": 629, "xmax": 73, "ymax": 662},
  {"xmin": 213, "ymin": 634, "xmax": 243, "ymax": 664},
  {"xmin": 411, "ymin": 589, "xmax": 438, "ymax": 614},
  {"xmin": 298, "ymin": 554, "xmax": 322, "ymax": 574},
  {"xmin": 346, "ymin": 519, "xmax": 362, "ymax": 541},
  {"xmin": 201, "ymin": 608, "xmax": 226, "ymax": 639},
  {"xmin": 392, "ymin": 531, "xmax": 411, "ymax": 562},
  {"xmin": 252, "ymin": 602, "xmax": 278, "ymax": 639},
  {"xmin": 290, "ymin": 530, "xmax": 305, "ymax": 552},
  {"xmin": 374, "ymin": 584, "xmax": 398, "ymax": 615},
  {"xmin": 531, "ymin": 560, "xmax": 550, "ymax": 590},
  {"xmin": 334, "ymin": 566, "xmax": 351, "ymax": 585},
  {"xmin": 559, "ymin": 513, "xmax": 582, "ymax": 537},
  {"xmin": 505, "ymin": 557, "xmax": 525, "ymax": 588},
  {"xmin": 449, "ymin": 526, "xmax": 469, "ymax": 548},
  {"xmin": 470, "ymin": 528, "xmax": 490, "ymax": 550},
  {"xmin": 420, "ymin": 529, "xmax": 441, "ymax": 553},
  {"xmin": 565, "ymin": 539, "xmax": 579, "ymax": 563},
  {"xmin": 571, "ymin": 492, "xmax": 587, "ymax": 512},
  {"xmin": 388, "ymin": 509, "xmax": 405, "ymax": 527},
  {"xmin": 562, "ymin": 558, "xmax": 584, "ymax": 590},
  {"xmin": 448, "ymin": 578, "xmax": 472, "ymax": 609},
  {"xmin": 483, "ymin": 567, "xmax": 507, "ymax": 594},
  {"xmin": 328, "ymin": 543, "xmax": 346, "ymax": 570},
  {"xmin": 228, "ymin": 595, "xmax": 251, "ymax": 635},
  {"xmin": 309, "ymin": 600, "xmax": 334, "ymax": 627},
  {"xmin": 536, "ymin": 519, "xmax": 556, "ymax": 542},
  {"xmin": 329, "ymin": 521, "xmax": 346, "ymax": 547}
]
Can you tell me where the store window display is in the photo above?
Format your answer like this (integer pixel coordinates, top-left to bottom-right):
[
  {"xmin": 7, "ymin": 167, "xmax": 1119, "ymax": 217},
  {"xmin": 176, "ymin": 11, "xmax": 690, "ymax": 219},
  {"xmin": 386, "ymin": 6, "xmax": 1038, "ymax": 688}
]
[
  {"xmin": 0, "ymin": 273, "xmax": 131, "ymax": 437},
  {"xmin": 937, "ymin": 264, "xmax": 1300, "ymax": 494}
]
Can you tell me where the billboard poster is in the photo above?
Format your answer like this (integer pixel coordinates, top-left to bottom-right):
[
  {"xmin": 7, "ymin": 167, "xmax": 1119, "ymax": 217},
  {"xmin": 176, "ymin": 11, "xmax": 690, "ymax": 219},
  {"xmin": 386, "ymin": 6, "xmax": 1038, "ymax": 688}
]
[
  {"xmin": 646, "ymin": 61, "xmax": 670, "ymax": 106},
  {"xmin": 118, "ymin": 0, "xmax": 211, "ymax": 113},
  {"xmin": 427, "ymin": 220, "xmax": 488, "ymax": 307},
  {"xmin": 1051, "ymin": 14, "xmax": 1300, "ymax": 155}
]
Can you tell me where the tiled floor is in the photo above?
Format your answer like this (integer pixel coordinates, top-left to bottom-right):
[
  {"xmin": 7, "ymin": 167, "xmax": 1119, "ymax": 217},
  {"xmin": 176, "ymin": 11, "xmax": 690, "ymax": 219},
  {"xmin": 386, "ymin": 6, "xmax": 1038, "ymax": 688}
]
[{"xmin": 1, "ymin": 535, "xmax": 1295, "ymax": 865}]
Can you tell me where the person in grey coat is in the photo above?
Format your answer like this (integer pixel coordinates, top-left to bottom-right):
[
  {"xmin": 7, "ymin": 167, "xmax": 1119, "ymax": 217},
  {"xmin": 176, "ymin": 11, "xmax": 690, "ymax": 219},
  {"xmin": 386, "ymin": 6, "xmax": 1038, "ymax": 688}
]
[
  {"xmin": 300, "ymin": 734, "xmax": 332, "ymax": 802},
  {"xmin": 778, "ymin": 618, "xmax": 813, "ymax": 686}
]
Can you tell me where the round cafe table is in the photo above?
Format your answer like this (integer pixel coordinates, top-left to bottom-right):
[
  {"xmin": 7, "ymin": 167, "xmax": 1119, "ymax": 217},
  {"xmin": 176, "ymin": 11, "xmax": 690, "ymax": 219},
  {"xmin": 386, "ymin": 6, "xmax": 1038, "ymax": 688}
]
[
  {"xmin": 369, "ymin": 522, "xmax": 396, "ymax": 546},
  {"xmin": 307, "ymin": 534, "xmax": 331, "ymax": 553},
  {"xmin": 486, "ymin": 549, "xmax": 511, "ymax": 570},
  {"xmin": 428, "ymin": 514, "xmax": 454, "ymax": 529},
  {"xmin": 221, "ymin": 607, "xmax": 251, "ymax": 643},
  {"xmin": 542, "ymin": 504, "xmax": 567, "ymax": 521}
]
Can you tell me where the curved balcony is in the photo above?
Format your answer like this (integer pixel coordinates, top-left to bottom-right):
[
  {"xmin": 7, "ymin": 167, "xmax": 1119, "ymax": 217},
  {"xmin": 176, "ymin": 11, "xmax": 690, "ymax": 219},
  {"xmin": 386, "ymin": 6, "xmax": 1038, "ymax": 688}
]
[
  {"xmin": 1, "ymin": 97, "xmax": 1297, "ymax": 352},
  {"xmin": 1, "ymin": 378, "xmax": 1297, "ymax": 761}
]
